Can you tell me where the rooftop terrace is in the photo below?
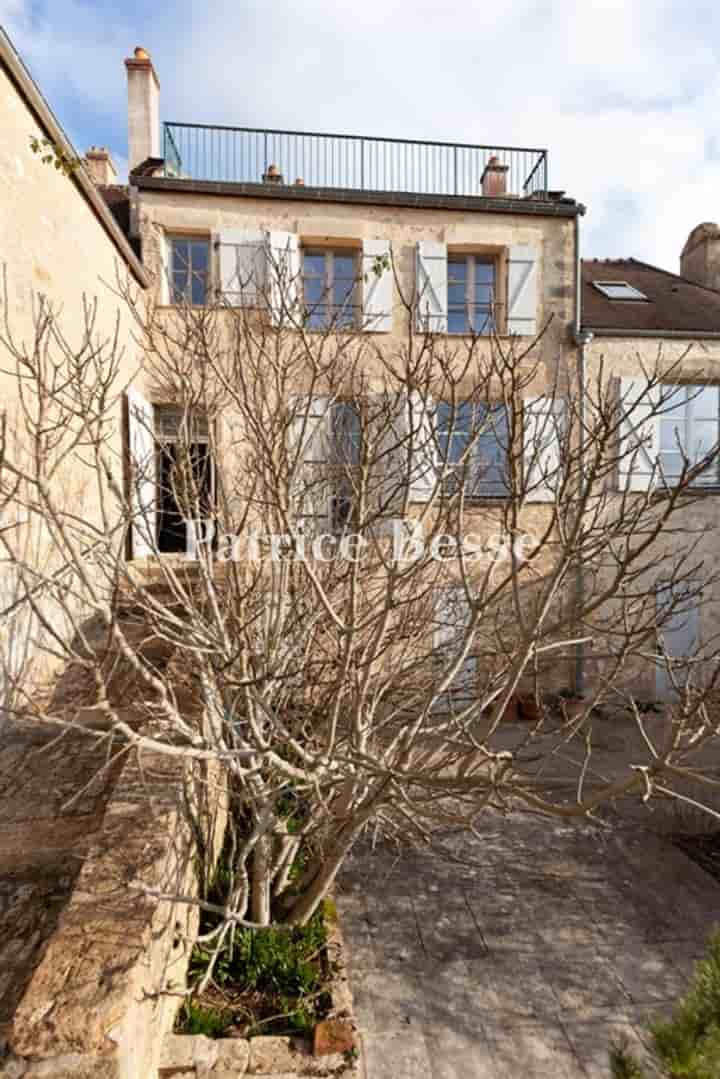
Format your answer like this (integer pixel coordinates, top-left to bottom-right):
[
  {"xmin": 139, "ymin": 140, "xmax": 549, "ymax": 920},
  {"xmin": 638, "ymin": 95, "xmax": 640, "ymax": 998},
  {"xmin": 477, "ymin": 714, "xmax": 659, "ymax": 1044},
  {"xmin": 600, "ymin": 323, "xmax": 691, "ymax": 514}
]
[{"xmin": 162, "ymin": 122, "xmax": 549, "ymax": 200}]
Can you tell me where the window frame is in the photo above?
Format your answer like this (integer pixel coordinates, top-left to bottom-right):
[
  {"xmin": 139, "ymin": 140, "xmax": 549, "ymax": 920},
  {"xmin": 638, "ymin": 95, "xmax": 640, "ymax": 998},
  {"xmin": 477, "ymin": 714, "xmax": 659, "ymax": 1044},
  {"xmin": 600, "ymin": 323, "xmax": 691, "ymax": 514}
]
[
  {"xmin": 436, "ymin": 400, "xmax": 510, "ymax": 499},
  {"xmin": 658, "ymin": 384, "xmax": 720, "ymax": 487},
  {"xmin": 166, "ymin": 234, "xmax": 211, "ymax": 307},
  {"xmin": 302, "ymin": 247, "xmax": 360, "ymax": 331},
  {"xmin": 446, "ymin": 253, "xmax": 499, "ymax": 336}
]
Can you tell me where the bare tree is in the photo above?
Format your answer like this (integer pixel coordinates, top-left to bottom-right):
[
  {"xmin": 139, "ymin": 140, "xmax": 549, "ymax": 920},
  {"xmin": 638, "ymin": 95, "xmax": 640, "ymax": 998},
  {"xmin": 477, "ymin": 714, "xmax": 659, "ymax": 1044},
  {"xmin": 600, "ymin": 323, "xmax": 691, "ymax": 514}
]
[{"xmin": 1, "ymin": 248, "xmax": 720, "ymax": 946}]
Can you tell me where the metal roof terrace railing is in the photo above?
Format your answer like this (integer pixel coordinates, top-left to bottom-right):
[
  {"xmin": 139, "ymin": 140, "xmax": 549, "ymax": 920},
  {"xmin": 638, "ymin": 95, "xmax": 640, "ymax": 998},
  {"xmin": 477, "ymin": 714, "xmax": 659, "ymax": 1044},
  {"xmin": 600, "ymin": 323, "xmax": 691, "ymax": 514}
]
[{"xmin": 162, "ymin": 122, "xmax": 548, "ymax": 200}]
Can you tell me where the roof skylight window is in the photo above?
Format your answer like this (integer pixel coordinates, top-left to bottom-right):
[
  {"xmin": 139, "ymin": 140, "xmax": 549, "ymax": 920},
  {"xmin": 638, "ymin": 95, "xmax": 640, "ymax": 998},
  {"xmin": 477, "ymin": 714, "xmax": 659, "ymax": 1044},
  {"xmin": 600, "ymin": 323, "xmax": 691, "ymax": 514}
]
[{"xmin": 593, "ymin": 281, "xmax": 648, "ymax": 301}]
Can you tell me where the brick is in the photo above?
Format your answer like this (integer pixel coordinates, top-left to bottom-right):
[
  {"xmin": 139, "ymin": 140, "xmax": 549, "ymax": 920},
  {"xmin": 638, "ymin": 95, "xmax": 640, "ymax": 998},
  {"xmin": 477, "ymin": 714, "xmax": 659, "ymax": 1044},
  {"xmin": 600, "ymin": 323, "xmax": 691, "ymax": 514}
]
[{"xmin": 313, "ymin": 1020, "xmax": 355, "ymax": 1058}]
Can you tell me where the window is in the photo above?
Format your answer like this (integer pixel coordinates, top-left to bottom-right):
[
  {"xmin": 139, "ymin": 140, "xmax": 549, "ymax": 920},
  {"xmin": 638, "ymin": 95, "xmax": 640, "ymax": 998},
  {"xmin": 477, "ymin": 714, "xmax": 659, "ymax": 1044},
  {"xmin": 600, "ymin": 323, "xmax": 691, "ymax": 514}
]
[
  {"xmin": 438, "ymin": 402, "xmax": 509, "ymax": 497},
  {"xmin": 437, "ymin": 401, "xmax": 509, "ymax": 497},
  {"xmin": 659, "ymin": 384, "xmax": 720, "ymax": 485},
  {"xmin": 329, "ymin": 402, "xmax": 361, "ymax": 529},
  {"xmin": 155, "ymin": 406, "xmax": 214, "ymax": 553},
  {"xmin": 302, "ymin": 249, "xmax": 358, "ymax": 329},
  {"xmin": 447, "ymin": 255, "xmax": 497, "ymax": 334},
  {"xmin": 593, "ymin": 281, "xmax": 648, "ymax": 301},
  {"xmin": 168, "ymin": 236, "xmax": 210, "ymax": 305}
]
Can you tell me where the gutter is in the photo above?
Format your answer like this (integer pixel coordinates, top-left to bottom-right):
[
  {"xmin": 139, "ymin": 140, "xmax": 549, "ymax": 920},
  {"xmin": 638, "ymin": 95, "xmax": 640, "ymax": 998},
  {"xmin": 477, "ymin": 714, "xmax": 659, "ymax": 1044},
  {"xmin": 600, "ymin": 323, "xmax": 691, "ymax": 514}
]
[
  {"xmin": 582, "ymin": 327, "xmax": 720, "ymax": 340},
  {"xmin": 136, "ymin": 174, "xmax": 587, "ymax": 219},
  {"xmin": 0, "ymin": 27, "xmax": 149, "ymax": 289}
]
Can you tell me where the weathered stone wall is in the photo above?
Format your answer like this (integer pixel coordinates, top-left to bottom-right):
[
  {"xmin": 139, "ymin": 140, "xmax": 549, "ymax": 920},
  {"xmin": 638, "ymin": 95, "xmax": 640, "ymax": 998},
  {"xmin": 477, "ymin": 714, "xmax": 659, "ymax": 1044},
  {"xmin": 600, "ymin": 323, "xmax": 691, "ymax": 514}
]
[
  {"xmin": 583, "ymin": 335, "xmax": 720, "ymax": 698},
  {"xmin": 0, "ymin": 56, "xmax": 146, "ymax": 690}
]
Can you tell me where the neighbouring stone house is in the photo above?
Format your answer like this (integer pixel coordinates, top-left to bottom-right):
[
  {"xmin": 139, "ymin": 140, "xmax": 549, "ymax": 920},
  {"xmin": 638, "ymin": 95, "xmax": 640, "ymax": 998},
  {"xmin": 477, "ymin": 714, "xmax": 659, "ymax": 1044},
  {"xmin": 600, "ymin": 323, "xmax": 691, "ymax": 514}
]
[
  {"xmin": 579, "ymin": 256, "xmax": 720, "ymax": 699},
  {"xmin": 0, "ymin": 27, "xmax": 149, "ymax": 692}
]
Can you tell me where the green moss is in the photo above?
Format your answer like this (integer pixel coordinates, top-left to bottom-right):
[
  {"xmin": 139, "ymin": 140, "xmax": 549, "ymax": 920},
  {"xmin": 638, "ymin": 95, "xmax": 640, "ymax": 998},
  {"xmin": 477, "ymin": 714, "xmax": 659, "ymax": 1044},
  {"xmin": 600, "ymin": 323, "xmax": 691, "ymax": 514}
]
[{"xmin": 322, "ymin": 896, "xmax": 338, "ymax": 925}]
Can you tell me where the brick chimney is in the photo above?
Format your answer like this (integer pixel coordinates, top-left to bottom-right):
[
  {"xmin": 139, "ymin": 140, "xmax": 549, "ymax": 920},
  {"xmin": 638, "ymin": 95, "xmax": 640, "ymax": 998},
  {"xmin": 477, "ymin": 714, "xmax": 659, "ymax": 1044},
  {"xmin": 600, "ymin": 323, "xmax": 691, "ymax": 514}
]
[
  {"xmin": 84, "ymin": 146, "xmax": 118, "ymax": 186},
  {"xmin": 124, "ymin": 46, "xmax": 160, "ymax": 174},
  {"xmin": 680, "ymin": 223, "xmax": 720, "ymax": 291},
  {"xmin": 481, "ymin": 155, "xmax": 509, "ymax": 197}
]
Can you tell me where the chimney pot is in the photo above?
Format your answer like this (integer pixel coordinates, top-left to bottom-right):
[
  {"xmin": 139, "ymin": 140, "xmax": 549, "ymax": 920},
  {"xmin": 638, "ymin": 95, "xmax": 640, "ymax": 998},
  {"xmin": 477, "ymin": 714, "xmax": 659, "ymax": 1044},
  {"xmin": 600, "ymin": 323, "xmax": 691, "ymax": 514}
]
[
  {"xmin": 85, "ymin": 146, "xmax": 118, "ymax": 186},
  {"xmin": 134, "ymin": 46, "xmax": 151, "ymax": 60},
  {"xmin": 480, "ymin": 155, "xmax": 509, "ymax": 198},
  {"xmin": 262, "ymin": 163, "xmax": 284, "ymax": 184}
]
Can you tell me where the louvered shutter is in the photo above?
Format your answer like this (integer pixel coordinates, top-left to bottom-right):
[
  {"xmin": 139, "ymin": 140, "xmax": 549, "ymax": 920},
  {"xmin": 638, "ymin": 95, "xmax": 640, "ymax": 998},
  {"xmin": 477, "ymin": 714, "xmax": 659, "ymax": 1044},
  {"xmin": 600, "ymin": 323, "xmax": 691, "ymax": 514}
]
[
  {"xmin": 507, "ymin": 245, "xmax": 538, "ymax": 335},
  {"xmin": 618, "ymin": 377, "xmax": 661, "ymax": 492},
  {"xmin": 523, "ymin": 396, "xmax": 565, "ymax": 502},
  {"xmin": 127, "ymin": 386, "xmax": 156, "ymax": 558},
  {"xmin": 288, "ymin": 395, "xmax": 331, "ymax": 534},
  {"xmin": 217, "ymin": 229, "xmax": 266, "ymax": 306},
  {"xmin": 362, "ymin": 239, "xmax": 393, "ymax": 333},
  {"xmin": 416, "ymin": 241, "xmax": 447, "ymax": 333},
  {"xmin": 268, "ymin": 231, "xmax": 300, "ymax": 327}
]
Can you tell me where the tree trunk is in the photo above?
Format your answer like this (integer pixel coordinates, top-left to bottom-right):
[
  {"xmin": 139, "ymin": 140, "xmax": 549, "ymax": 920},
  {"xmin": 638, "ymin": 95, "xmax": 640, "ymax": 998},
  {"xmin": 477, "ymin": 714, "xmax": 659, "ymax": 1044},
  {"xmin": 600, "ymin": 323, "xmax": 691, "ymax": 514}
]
[{"xmin": 251, "ymin": 833, "xmax": 272, "ymax": 925}]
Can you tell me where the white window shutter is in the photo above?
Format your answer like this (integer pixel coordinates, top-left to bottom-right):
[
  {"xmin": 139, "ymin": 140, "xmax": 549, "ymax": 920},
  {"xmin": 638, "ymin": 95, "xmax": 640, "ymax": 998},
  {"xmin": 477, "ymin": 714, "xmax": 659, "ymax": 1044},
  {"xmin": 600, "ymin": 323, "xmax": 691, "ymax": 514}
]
[
  {"xmin": 618, "ymin": 377, "xmax": 661, "ymax": 491},
  {"xmin": 288, "ymin": 394, "xmax": 331, "ymax": 533},
  {"xmin": 523, "ymin": 396, "xmax": 565, "ymax": 502},
  {"xmin": 370, "ymin": 392, "xmax": 437, "ymax": 530},
  {"xmin": 408, "ymin": 392, "xmax": 437, "ymax": 502},
  {"xmin": 216, "ymin": 229, "xmax": 266, "ymax": 306},
  {"xmin": 268, "ymin": 231, "xmax": 300, "ymax": 327},
  {"xmin": 362, "ymin": 239, "xmax": 393, "ymax": 332},
  {"xmin": 416, "ymin": 241, "xmax": 447, "ymax": 333},
  {"xmin": 127, "ymin": 386, "xmax": 156, "ymax": 558},
  {"xmin": 507, "ymin": 245, "xmax": 538, "ymax": 335},
  {"xmin": 433, "ymin": 587, "xmax": 477, "ymax": 705}
]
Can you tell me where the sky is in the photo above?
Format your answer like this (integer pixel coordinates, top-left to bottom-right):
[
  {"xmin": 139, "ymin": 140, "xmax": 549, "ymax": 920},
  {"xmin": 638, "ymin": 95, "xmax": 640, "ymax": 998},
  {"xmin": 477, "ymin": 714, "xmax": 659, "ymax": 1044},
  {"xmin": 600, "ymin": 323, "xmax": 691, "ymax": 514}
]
[{"xmin": 3, "ymin": 0, "xmax": 720, "ymax": 273}]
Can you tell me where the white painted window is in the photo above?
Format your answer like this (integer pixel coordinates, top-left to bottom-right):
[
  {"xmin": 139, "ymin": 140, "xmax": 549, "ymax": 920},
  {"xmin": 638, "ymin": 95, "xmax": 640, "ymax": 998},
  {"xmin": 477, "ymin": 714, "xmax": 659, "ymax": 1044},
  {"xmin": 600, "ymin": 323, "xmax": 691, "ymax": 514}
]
[
  {"xmin": 302, "ymin": 249, "xmax": 358, "ymax": 330},
  {"xmin": 447, "ymin": 254, "xmax": 497, "ymax": 335},
  {"xmin": 436, "ymin": 401, "xmax": 509, "ymax": 497},
  {"xmin": 167, "ymin": 235, "xmax": 210, "ymax": 305},
  {"xmin": 659, "ymin": 384, "xmax": 720, "ymax": 486}
]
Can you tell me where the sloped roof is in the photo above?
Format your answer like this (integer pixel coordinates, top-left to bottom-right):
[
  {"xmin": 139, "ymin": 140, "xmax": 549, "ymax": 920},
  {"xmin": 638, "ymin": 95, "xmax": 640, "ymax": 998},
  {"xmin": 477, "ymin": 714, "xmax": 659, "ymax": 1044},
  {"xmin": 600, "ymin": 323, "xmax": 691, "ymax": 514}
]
[
  {"xmin": 582, "ymin": 258, "xmax": 720, "ymax": 336},
  {"xmin": 0, "ymin": 27, "xmax": 148, "ymax": 287}
]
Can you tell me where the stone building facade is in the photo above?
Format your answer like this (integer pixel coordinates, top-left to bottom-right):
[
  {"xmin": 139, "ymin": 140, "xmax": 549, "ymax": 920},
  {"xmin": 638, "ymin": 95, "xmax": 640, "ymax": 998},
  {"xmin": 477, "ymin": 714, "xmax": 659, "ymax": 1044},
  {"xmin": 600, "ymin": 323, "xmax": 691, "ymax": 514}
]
[{"xmin": 0, "ymin": 28, "xmax": 149, "ymax": 689}]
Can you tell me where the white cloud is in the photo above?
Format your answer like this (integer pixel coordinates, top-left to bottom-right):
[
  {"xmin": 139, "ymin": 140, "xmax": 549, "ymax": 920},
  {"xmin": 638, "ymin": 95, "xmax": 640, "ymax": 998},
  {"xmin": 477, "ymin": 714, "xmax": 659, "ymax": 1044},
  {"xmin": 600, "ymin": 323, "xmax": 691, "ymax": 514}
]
[{"xmin": 3, "ymin": 0, "xmax": 720, "ymax": 271}]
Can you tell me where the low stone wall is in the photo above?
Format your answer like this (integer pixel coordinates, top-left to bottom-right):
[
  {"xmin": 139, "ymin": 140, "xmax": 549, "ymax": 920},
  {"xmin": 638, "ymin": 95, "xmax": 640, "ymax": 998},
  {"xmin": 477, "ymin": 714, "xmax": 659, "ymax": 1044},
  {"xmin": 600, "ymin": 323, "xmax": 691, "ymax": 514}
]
[
  {"xmin": 159, "ymin": 1033, "xmax": 354, "ymax": 1077},
  {"xmin": 0, "ymin": 726, "xmax": 227, "ymax": 1079}
]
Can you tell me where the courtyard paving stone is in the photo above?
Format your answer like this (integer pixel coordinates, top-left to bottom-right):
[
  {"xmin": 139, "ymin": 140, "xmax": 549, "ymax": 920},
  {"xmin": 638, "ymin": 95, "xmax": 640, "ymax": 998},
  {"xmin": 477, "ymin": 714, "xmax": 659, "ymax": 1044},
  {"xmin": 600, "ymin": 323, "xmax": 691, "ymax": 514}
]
[{"xmin": 338, "ymin": 814, "xmax": 720, "ymax": 1077}]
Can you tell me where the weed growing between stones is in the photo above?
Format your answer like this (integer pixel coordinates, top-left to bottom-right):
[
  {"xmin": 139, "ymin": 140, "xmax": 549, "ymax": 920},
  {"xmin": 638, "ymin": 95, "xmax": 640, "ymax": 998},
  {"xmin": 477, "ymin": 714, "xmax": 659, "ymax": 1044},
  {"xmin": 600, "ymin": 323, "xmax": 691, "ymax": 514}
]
[{"xmin": 610, "ymin": 931, "xmax": 720, "ymax": 1078}]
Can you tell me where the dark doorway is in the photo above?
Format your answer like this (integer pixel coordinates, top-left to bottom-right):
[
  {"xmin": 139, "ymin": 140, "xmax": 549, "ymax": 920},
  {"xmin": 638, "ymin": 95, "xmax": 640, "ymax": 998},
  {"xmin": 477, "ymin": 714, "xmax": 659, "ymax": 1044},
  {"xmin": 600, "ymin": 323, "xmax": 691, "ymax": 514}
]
[{"xmin": 157, "ymin": 440, "xmax": 214, "ymax": 554}]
